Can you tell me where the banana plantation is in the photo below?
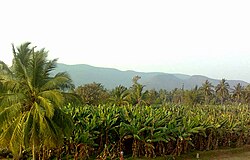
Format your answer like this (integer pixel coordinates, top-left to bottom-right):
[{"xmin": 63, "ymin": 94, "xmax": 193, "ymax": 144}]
[
  {"xmin": 63, "ymin": 104, "xmax": 250, "ymax": 159},
  {"xmin": 0, "ymin": 42, "xmax": 250, "ymax": 159}
]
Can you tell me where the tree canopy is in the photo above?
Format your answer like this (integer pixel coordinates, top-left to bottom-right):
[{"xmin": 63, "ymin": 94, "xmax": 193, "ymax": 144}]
[{"xmin": 0, "ymin": 42, "xmax": 75, "ymax": 159}]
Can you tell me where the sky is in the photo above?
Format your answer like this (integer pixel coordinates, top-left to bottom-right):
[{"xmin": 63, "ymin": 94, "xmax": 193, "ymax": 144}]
[{"xmin": 1, "ymin": 0, "xmax": 250, "ymax": 82}]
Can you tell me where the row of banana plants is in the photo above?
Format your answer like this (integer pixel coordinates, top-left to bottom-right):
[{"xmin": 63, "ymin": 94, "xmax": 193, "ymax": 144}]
[{"xmin": 62, "ymin": 104, "xmax": 250, "ymax": 159}]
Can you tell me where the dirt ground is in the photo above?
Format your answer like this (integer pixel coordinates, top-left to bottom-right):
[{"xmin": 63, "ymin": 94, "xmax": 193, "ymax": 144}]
[
  {"xmin": 177, "ymin": 145, "xmax": 250, "ymax": 160},
  {"xmin": 129, "ymin": 145, "xmax": 250, "ymax": 160},
  {"xmin": 215, "ymin": 152, "xmax": 250, "ymax": 160}
]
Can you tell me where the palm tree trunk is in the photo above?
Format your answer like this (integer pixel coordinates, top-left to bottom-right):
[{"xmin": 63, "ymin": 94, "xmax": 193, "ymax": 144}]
[
  {"xmin": 205, "ymin": 96, "xmax": 208, "ymax": 105},
  {"xmin": 33, "ymin": 142, "xmax": 36, "ymax": 160}
]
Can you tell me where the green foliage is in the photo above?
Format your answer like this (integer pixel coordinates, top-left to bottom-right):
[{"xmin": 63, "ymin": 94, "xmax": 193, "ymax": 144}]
[
  {"xmin": 109, "ymin": 85, "xmax": 129, "ymax": 106},
  {"xmin": 215, "ymin": 79, "xmax": 230, "ymax": 105},
  {"xmin": 75, "ymin": 82, "xmax": 109, "ymax": 105},
  {"xmin": 200, "ymin": 80, "xmax": 214, "ymax": 105},
  {"xmin": 128, "ymin": 76, "xmax": 148, "ymax": 105},
  {"xmin": 64, "ymin": 103, "xmax": 250, "ymax": 159},
  {"xmin": 0, "ymin": 42, "xmax": 75, "ymax": 159},
  {"xmin": 1, "ymin": 42, "xmax": 250, "ymax": 160}
]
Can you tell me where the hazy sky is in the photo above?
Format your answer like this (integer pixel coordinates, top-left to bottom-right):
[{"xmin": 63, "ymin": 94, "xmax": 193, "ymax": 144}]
[{"xmin": 1, "ymin": 0, "xmax": 250, "ymax": 82}]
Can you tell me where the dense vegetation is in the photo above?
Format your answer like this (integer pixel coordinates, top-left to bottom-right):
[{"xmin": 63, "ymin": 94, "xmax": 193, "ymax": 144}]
[
  {"xmin": 68, "ymin": 104, "xmax": 250, "ymax": 159},
  {"xmin": 0, "ymin": 43, "xmax": 250, "ymax": 159}
]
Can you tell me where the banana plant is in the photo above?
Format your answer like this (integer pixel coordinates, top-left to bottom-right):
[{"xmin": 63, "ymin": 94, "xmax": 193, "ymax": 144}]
[
  {"xmin": 142, "ymin": 108, "xmax": 173, "ymax": 158},
  {"xmin": 94, "ymin": 105, "xmax": 120, "ymax": 158},
  {"xmin": 172, "ymin": 113, "xmax": 205, "ymax": 156}
]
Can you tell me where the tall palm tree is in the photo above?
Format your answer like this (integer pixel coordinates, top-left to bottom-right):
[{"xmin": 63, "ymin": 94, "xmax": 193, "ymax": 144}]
[
  {"xmin": 145, "ymin": 89, "xmax": 159, "ymax": 105},
  {"xmin": 129, "ymin": 76, "xmax": 148, "ymax": 106},
  {"xmin": 0, "ymin": 42, "xmax": 75, "ymax": 159},
  {"xmin": 184, "ymin": 85, "xmax": 202, "ymax": 106},
  {"xmin": 215, "ymin": 79, "xmax": 230, "ymax": 105},
  {"xmin": 243, "ymin": 84, "xmax": 250, "ymax": 104},
  {"xmin": 172, "ymin": 88, "xmax": 183, "ymax": 104},
  {"xmin": 109, "ymin": 85, "xmax": 129, "ymax": 106},
  {"xmin": 232, "ymin": 83, "xmax": 244, "ymax": 104},
  {"xmin": 158, "ymin": 89, "xmax": 167, "ymax": 104},
  {"xmin": 200, "ymin": 80, "xmax": 214, "ymax": 105}
]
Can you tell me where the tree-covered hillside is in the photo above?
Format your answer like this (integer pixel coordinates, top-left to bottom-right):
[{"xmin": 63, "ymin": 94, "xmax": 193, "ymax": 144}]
[{"xmin": 55, "ymin": 63, "xmax": 249, "ymax": 90}]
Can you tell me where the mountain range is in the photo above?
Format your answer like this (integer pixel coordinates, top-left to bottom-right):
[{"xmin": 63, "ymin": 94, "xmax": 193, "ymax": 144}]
[{"xmin": 55, "ymin": 63, "xmax": 249, "ymax": 90}]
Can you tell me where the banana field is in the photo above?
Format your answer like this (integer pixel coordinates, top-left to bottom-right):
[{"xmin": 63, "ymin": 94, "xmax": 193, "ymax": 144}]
[{"xmin": 61, "ymin": 104, "xmax": 250, "ymax": 159}]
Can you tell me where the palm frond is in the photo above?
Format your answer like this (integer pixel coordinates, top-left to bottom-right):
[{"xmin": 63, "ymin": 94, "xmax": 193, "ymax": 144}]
[
  {"xmin": 0, "ymin": 115, "xmax": 22, "ymax": 151},
  {"xmin": 44, "ymin": 58, "xmax": 58, "ymax": 77},
  {"xmin": 0, "ymin": 61, "xmax": 12, "ymax": 76},
  {"xmin": 52, "ymin": 108, "xmax": 73, "ymax": 138},
  {"xmin": 41, "ymin": 116, "xmax": 63, "ymax": 148},
  {"xmin": 62, "ymin": 92, "xmax": 82, "ymax": 105},
  {"xmin": 0, "ymin": 92, "xmax": 26, "ymax": 108},
  {"xmin": 10, "ymin": 115, "xmax": 25, "ymax": 155},
  {"xmin": 39, "ymin": 90, "xmax": 64, "ymax": 108},
  {"xmin": 0, "ymin": 103, "xmax": 22, "ymax": 127},
  {"xmin": 41, "ymin": 72, "xmax": 74, "ymax": 91},
  {"xmin": 37, "ymin": 96, "xmax": 55, "ymax": 118},
  {"xmin": 23, "ymin": 112, "xmax": 33, "ymax": 148}
]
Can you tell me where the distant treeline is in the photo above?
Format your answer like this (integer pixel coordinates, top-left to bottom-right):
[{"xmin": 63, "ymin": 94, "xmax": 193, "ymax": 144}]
[{"xmin": 75, "ymin": 76, "xmax": 250, "ymax": 106}]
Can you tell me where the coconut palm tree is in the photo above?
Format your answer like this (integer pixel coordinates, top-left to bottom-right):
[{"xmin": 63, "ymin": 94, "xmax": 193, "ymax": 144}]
[
  {"xmin": 0, "ymin": 42, "xmax": 75, "ymax": 159},
  {"xmin": 109, "ymin": 85, "xmax": 129, "ymax": 106},
  {"xmin": 215, "ymin": 79, "xmax": 230, "ymax": 105},
  {"xmin": 243, "ymin": 84, "xmax": 250, "ymax": 104},
  {"xmin": 200, "ymin": 80, "xmax": 214, "ymax": 105},
  {"xmin": 172, "ymin": 88, "xmax": 183, "ymax": 104},
  {"xmin": 232, "ymin": 83, "xmax": 244, "ymax": 104},
  {"xmin": 128, "ymin": 76, "xmax": 148, "ymax": 106},
  {"xmin": 145, "ymin": 89, "xmax": 160, "ymax": 105},
  {"xmin": 184, "ymin": 85, "xmax": 202, "ymax": 106}
]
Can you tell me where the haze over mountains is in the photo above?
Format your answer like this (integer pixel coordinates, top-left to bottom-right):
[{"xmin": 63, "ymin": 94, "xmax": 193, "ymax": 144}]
[{"xmin": 55, "ymin": 63, "xmax": 249, "ymax": 90}]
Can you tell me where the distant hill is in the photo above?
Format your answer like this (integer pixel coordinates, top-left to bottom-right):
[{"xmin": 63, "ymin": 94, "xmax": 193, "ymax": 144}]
[{"xmin": 54, "ymin": 63, "xmax": 249, "ymax": 90}]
